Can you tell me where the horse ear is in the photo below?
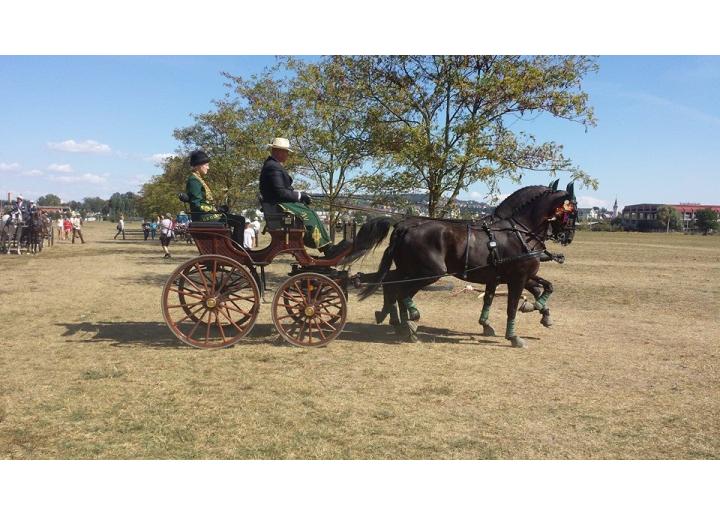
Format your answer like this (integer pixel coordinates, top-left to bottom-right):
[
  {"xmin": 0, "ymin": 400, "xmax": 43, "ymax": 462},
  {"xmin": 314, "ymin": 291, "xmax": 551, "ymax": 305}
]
[
  {"xmin": 566, "ymin": 182, "xmax": 575, "ymax": 200},
  {"xmin": 550, "ymin": 179, "xmax": 559, "ymax": 192}
]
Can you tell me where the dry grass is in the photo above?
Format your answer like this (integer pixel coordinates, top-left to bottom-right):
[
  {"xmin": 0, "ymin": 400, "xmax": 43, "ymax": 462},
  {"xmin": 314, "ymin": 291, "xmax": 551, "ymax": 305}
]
[{"xmin": 0, "ymin": 222, "xmax": 718, "ymax": 459}]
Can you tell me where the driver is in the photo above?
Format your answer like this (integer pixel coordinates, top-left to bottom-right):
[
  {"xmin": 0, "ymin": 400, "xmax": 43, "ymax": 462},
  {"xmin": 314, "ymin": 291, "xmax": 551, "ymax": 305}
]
[
  {"xmin": 259, "ymin": 137, "xmax": 350, "ymax": 259},
  {"xmin": 186, "ymin": 150, "xmax": 245, "ymax": 245}
]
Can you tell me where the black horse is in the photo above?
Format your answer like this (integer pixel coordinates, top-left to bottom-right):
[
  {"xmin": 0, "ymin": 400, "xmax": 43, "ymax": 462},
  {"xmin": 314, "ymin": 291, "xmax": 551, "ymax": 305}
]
[{"xmin": 344, "ymin": 182, "xmax": 578, "ymax": 347}]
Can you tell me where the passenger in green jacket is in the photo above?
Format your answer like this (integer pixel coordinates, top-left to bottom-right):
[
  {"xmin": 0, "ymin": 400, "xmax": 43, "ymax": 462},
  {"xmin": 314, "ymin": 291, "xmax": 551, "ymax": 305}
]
[{"xmin": 186, "ymin": 150, "xmax": 244, "ymax": 245}]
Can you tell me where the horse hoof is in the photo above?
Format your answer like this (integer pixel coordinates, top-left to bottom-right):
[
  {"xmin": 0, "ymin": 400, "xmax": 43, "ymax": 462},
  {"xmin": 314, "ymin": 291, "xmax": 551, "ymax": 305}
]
[
  {"xmin": 518, "ymin": 300, "xmax": 536, "ymax": 313},
  {"xmin": 406, "ymin": 321, "xmax": 419, "ymax": 343},
  {"xmin": 375, "ymin": 310, "xmax": 387, "ymax": 324},
  {"xmin": 507, "ymin": 336, "xmax": 527, "ymax": 348},
  {"xmin": 541, "ymin": 316, "xmax": 553, "ymax": 328},
  {"xmin": 480, "ymin": 323, "xmax": 496, "ymax": 337}
]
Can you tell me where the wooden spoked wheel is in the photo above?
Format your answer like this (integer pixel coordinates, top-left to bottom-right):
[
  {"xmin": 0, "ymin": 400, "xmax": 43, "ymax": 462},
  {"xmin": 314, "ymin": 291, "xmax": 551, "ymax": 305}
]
[
  {"xmin": 162, "ymin": 255, "xmax": 260, "ymax": 349},
  {"xmin": 271, "ymin": 272, "xmax": 347, "ymax": 348}
]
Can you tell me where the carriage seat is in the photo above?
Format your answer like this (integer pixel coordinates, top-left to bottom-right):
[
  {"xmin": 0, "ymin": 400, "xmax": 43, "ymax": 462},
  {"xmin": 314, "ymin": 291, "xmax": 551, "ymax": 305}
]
[{"xmin": 257, "ymin": 194, "xmax": 304, "ymax": 231}]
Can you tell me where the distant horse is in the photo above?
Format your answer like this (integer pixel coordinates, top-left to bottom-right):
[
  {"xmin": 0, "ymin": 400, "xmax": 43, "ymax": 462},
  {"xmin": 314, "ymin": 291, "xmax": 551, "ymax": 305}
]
[{"xmin": 344, "ymin": 182, "xmax": 578, "ymax": 348}]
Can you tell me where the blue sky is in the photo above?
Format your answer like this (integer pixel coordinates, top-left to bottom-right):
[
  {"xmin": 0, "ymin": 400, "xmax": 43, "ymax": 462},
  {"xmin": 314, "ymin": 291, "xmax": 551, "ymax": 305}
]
[{"xmin": 0, "ymin": 55, "xmax": 718, "ymax": 209}]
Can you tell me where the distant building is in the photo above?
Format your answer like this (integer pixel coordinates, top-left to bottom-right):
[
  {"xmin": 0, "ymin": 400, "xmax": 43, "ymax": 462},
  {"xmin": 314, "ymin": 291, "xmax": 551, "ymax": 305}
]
[
  {"xmin": 669, "ymin": 203, "xmax": 720, "ymax": 231},
  {"xmin": 621, "ymin": 203, "xmax": 720, "ymax": 231}
]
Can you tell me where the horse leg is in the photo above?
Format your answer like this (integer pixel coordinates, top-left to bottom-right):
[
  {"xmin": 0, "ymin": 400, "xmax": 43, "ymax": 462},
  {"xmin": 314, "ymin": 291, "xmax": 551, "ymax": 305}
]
[
  {"xmin": 519, "ymin": 275, "xmax": 554, "ymax": 328},
  {"xmin": 478, "ymin": 281, "xmax": 497, "ymax": 337},
  {"xmin": 519, "ymin": 276, "xmax": 542, "ymax": 313},
  {"xmin": 396, "ymin": 292, "xmax": 419, "ymax": 343},
  {"xmin": 374, "ymin": 274, "xmax": 400, "ymax": 326},
  {"xmin": 532, "ymin": 276, "xmax": 554, "ymax": 327},
  {"xmin": 505, "ymin": 277, "xmax": 528, "ymax": 348}
]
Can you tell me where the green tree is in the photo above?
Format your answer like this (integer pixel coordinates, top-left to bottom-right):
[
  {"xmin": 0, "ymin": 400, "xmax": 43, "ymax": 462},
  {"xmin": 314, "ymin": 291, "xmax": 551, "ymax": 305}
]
[
  {"xmin": 344, "ymin": 55, "xmax": 598, "ymax": 217},
  {"xmin": 287, "ymin": 57, "xmax": 372, "ymax": 240},
  {"xmin": 223, "ymin": 57, "xmax": 373, "ymax": 240},
  {"xmin": 82, "ymin": 197, "xmax": 107, "ymax": 213},
  {"xmin": 656, "ymin": 205, "xmax": 681, "ymax": 232},
  {"xmin": 137, "ymin": 156, "xmax": 187, "ymax": 219},
  {"xmin": 37, "ymin": 194, "xmax": 62, "ymax": 206},
  {"xmin": 694, "ymin": 208, "xmax": 719, "ymax": 235},
  {"xmin": 172, "ymin": 99, "xmax": 276, "ymax": 212},
  {"xmin": 108, "ymin": 192, "xmax": 140, "ymax": 219}
]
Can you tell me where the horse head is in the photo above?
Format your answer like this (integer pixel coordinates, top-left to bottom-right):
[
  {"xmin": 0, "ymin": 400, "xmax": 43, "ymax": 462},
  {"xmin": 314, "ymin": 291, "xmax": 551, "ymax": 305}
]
[
  {"xmin": 545, "ymin": 182, "xmax": 577, "ymax": 245},
  {"xmin": 495, "ymin": 182, "xmax": 578, "ymax": 246}
]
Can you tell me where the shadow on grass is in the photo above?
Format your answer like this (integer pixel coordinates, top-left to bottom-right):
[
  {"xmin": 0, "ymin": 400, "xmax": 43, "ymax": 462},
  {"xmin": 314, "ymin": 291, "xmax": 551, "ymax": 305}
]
[
  {"xmin": 57, "ymin": 321, "xmax": 280, "ymax": 349},
  {"xmin": 339, "ymin": 321, "xmax": 517, "ymax": 347},
  {"xmin": 56, "ymin": 319, "xmax": 536, "ymax": 349}
]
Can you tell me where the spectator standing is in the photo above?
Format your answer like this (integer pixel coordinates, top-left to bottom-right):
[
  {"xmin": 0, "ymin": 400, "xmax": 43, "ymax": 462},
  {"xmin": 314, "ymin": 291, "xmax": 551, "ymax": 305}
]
[
  {"xmin": 243, "ymin": 221, "xmax": 255, "ymax": 249},
  {"xmin": 251, "ymin": 217, "xmax": 261, "ymax": 247},
  {"xmin": 114, "ymin": 215, "xmax": 125, "ymax": 240},
  {"xmin": 71, "ymin": 213, "xmax": 85, "ymax": 244},
  {"xmin": 56, "ymin": 216, "xmax": 65, "ymax": 241},
  {"xmin": 150, "ymin": 219, "xmax": 158, "ymax": 239},
  {"xmin": 159, "ymin": 212, "xmax": 174, "ymax": 258},
  {"xmin": 63, "ymin": 216, "xmax": 73, "ymax": 240},
  {"xmin": 142, "ymin": 219, "xmax": 150, "ymax": 240}
]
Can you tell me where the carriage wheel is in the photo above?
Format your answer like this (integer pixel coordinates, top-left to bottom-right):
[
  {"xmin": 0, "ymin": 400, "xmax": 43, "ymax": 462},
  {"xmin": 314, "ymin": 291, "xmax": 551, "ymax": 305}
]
[
  {"xmin": 271, "ymin": 272, "xmax": 347, "ymax": 348},
  {"xmin": 162, "ymin": 255, "xmax": 260, "ymax": 349}
]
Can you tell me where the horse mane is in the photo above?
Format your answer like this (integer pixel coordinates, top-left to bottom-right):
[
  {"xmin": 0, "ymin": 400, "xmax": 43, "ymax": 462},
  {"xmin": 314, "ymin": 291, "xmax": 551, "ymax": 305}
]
[{"xmin": 492, "ymin": 185, "xmax": 554, "ymax": 220}]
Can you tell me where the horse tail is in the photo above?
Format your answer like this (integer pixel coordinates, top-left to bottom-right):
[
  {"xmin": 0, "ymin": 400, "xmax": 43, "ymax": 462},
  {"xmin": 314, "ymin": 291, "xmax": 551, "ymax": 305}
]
[
  {"xmin": 340, "ymin": 216, "xmax": 396, "ymax": 265},
  {"xmin": 357, "ymin": 224, "xmax": 404, "ymax": 301}
]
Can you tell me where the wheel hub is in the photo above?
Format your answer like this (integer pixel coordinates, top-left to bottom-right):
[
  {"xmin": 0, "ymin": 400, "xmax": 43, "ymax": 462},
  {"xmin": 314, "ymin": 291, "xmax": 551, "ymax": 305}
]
[
  {"xmin": 304, "ymin": 305, "xmax": 316, "ymax": 317},
  {"xmin": 205, "ymin": 297, "xmax": 217, "ymax": 309}
]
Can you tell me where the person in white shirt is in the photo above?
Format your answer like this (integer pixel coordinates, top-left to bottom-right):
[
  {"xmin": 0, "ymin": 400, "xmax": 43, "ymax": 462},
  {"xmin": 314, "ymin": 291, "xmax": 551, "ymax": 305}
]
[
  {"xmin": 159, "ymin": 212, "xmax": 174, "ymax": 258},
  {"xmin": 251, "ymin": 217, "xmax": 261, "ymax": 247},
  {"xmin": 71, "ymin": 213, "xmax": 85, "ymax": 244},
  {"xmin": 114, "ymin": 215, "xmax": 125, "ymax": 240},
  {"xmin": 243, "ymin": 222, "xmax": 255, "ymax": 249},
  {"xmin": 56, "ymin": 216, "xmax": 65, "ymax": 241}
]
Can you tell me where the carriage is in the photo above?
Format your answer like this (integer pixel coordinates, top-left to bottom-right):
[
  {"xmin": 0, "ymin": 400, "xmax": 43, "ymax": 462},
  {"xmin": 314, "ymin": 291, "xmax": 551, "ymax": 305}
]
[
  {"xmin": 161, "ymin": 199, "xmax": 352, "ymax": 349},
  {"xmin": 0, "ymin": 213, "xmax": 50, "ymax": 255}
]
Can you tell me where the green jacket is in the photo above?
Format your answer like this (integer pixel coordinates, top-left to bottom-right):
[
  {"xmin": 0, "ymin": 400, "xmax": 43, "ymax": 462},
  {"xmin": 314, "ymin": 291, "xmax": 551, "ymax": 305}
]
[{"xmin": 186, "ymin": 174, "xmax": 220, "ymax": 222}]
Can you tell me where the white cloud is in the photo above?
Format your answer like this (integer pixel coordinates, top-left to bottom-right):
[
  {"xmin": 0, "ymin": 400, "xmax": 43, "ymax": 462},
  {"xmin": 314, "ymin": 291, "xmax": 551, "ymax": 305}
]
[
  {"xmin": 578, "ymin": 195, "xmax": 609, "ymax": 209},
  {"xmin": 0, "ymin": 162, "xmax": 21, "ymax": 172},
  {"xmin": 128, "ymin": 174, "xmax": 149, "ymax": 186},
  {"xmin": 21, "ymin": 169, "xmax": 44, "ymax": 177},
  {"xmin": 47, "ymin": 139, "xmax": 112, "ymax": 154},
  {"xmin": 47, "ymin": 163, "xmax": 73, "ymax": 173},
  {"xmin": 145, "ymin": 153, "xmax": 176, "ymax": 165},
  {"xmin": 50, "ymin": 173, "xmax": 107, "ymax": 184}
]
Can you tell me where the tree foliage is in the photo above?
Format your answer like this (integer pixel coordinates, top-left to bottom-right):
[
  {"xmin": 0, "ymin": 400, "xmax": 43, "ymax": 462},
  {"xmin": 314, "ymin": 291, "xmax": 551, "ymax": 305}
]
[
  {"xmin": 108, "ymin": 192, "xmax": 140, "ymax": 219},
  {"xmin": 342, "ymin": 55, "xmax": 598, "ymax": 216},
  {"xmin": 37, "ymin": 194, "xmax": 62, "ymax": 206},
  {"xmin": 138, "ymin": 55, "xmax": 598, "ymax": 222},
  {"xmin": 656, "ymin": 205, "xmax": 681, "ymax": 231},
  {"xmin": 137, "ymin": 157, "xmax": 188, "ymax": 219},
  {"xmin": 694, "ymin": 208, "xmax": 719, "ymax": 235}
]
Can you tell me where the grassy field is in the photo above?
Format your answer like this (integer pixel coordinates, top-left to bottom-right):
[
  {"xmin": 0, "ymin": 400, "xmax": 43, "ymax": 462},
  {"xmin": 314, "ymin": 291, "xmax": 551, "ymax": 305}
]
[{"xmin": 0, "ymin": 221, "xmax": 718, "ymax": 459}]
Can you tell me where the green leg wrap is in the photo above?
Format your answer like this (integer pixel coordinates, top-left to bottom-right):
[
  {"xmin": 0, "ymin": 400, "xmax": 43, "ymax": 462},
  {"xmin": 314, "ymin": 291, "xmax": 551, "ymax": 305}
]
[
  {"xmin": 479, "ymin": 305, "xmax": 491, "ymax": 324},
  {"xmin": 535, "ymin": 291, "xmax": 551, "ymax": 309},
  {"xmin": 402, "ymin": 297, "xmax": 417, "ymax": 310},
  {"xmin": 505, "ymin": 318, "xmax": 516, "ymax": 338},
  {"xmin": 402, "ymin": 297, "xmax": 420, "ymax": 320}
]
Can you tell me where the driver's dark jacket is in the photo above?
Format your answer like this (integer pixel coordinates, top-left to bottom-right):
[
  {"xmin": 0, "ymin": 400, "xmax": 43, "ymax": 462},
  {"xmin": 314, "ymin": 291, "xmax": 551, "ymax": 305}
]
[{"xmin": 259, "ymin": 156, "xmax": 300, "ymax": 204}]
